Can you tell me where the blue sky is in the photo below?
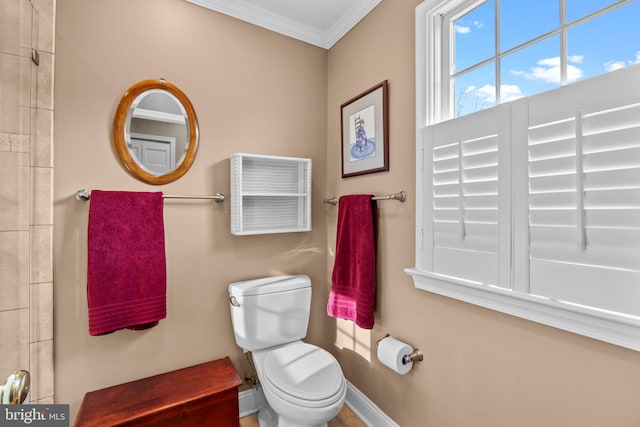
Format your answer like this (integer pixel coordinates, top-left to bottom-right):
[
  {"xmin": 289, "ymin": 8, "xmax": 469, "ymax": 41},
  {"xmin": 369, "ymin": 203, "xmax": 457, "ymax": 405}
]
[{"xmin": 452, "ymin": 0, "xmax": 640, "ymax": 116}]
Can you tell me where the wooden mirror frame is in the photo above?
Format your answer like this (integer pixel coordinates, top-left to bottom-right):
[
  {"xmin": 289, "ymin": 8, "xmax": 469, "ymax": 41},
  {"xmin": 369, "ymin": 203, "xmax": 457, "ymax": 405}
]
[{"xmin": 113, "ymin": 79, "xmax": 199, "ymax": 185}]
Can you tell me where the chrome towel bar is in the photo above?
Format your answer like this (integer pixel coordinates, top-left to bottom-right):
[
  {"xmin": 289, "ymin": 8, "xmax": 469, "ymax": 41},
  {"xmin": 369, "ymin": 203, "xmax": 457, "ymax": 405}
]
[
  {"xmin": 74, "ymin": 189, "xmax": 225, "ymax": 203},
  {"xmin": 324, "ymin": 191, "xmax": 407, "ymax": 205}
]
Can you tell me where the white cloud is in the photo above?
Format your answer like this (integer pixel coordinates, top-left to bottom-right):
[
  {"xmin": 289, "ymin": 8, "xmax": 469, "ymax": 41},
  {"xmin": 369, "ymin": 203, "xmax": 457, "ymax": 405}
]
[
  {"xmin": 602, "ymin": 51, "xmax": 640, "ymax": 72},
  {"xmin": 568, "ymin": 55, "xmax": 584, "ymax": 64},
  {"xmin": 500, "ymin": 84, "xmax": 525, "ymax": 102},
  {"xmin": 536, "ymin": 57, "xmax": 560, "ymax": 67},
  {"xmin": 511, "ymin": 56, "xmax": 584, "ymax": 84},
  {"xmin": 461, "ymin": 84, "xmax": 524, "ymax": 104},
  {"xmin": 475, "ymin": 85, "xmax": 496, "ymax": 102},
  {"xmin": 605, "ymin": 60, "xmax": 626, "ymax": 72},
  {"xmin": 455, "ymin": 19, "xmax": 484, "ymax": 34}
]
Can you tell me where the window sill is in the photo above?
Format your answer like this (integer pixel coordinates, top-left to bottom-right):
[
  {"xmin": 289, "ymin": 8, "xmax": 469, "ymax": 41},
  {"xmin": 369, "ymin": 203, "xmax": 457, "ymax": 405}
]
[{"xmin": 405, "ymin": 267, "xmax": 640, "ymax": 352}]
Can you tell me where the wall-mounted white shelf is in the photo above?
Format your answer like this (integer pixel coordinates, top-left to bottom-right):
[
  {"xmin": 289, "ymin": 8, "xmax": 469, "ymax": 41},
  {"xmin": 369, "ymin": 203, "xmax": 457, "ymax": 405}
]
[{"xmin": 231, "ymin": 153, "xmax": 312, "ymax": 235}]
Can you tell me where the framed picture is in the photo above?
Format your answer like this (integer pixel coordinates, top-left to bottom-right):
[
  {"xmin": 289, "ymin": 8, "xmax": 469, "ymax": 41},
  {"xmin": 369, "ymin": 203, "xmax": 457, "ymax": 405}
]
[{"xmin": 341, "ymin": 80, "xmax": 389, "ymax": 178}]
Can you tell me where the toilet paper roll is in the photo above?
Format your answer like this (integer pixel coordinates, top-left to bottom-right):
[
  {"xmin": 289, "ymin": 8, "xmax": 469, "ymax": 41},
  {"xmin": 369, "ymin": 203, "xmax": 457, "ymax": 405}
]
[{"xmin": 377, "ymin": 336, "xmax": 414, "ymax": 375}]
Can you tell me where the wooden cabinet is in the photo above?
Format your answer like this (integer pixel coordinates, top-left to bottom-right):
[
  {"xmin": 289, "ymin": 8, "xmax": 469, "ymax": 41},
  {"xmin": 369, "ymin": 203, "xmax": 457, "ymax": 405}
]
[{"xmin": 74, "ymin": 357, "xmax": 243, "ymax": 427}]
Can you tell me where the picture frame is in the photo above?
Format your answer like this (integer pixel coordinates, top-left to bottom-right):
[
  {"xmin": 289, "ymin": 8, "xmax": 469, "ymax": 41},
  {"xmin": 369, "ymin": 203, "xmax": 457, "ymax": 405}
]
[{"xmin": 341, "ymin": 80, "xmax": 389, "ymax": 178}]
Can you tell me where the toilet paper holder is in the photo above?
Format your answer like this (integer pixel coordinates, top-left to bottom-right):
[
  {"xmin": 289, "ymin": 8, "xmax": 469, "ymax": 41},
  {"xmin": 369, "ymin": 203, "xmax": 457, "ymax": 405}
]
[{"xmin": 377, "ymin": 334, "xmax": 424, "ymax": 365}]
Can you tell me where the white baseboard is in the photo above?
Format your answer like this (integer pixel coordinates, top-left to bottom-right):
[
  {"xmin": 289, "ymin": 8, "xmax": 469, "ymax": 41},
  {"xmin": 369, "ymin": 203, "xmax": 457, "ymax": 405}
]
[
  {"xmin": 344, "ymin": 381, "xmax": 399, "ymax": 427},
  {"xmin": 238, "ymin": 384, "xmax": 266, "ymax": 418},
  {"xmin": 238, "ymin": 380, "xmax": 398, "ymax": 427}
]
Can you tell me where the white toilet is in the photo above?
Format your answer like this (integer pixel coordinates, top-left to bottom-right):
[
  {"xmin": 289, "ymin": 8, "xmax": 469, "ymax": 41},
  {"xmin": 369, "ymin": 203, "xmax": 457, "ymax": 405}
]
[{"xmin": 229, "ymin": 275, "xmax": 346, "ymax": 427}]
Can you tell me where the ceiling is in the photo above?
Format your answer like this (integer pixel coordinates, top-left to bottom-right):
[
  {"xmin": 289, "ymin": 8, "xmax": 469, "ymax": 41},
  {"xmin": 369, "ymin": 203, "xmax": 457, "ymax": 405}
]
[{"xmin": 183, "ymin": 0, "xmax": 383, "ymax": 49}]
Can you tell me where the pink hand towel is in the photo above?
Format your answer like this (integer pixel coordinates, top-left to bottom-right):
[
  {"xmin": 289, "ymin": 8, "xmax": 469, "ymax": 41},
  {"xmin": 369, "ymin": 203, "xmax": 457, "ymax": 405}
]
[
  {"xmin": 327, "ymin": 195, "xmax": 377, "ymax": 329},
  {"xmin": 87, "ymin": 190, "xmax": 167, "ymax": 336}
]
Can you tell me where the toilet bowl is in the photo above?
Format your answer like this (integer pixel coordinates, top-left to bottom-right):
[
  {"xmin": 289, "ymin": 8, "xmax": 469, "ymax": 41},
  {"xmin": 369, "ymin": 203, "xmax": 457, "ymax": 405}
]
[
  {"xmin": 228, "ymin": 276, "xmax": 347, "ymax": 427},
  {"xmin": 253, "ymin": 342, "xmax": 346, "ymax": 427}
]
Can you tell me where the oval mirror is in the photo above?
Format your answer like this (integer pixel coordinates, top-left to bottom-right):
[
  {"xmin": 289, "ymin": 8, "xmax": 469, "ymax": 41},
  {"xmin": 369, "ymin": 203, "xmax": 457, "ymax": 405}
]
[{"xmin": 113, "ymin": 79, "xmax": 199, "ymax": 184}]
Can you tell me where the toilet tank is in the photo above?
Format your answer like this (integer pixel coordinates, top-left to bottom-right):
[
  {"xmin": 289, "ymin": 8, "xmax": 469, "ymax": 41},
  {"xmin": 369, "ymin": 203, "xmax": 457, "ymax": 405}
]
[{"xmin": 228, "ymin": 275, "xmax": 312, "ymax": 351}]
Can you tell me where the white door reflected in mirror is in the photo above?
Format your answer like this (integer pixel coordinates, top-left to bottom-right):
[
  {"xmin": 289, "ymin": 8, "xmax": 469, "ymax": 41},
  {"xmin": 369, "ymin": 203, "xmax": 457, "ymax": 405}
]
[{"xmin": 126, "ymin": 89, "xmax": 188, "ymax": 176}]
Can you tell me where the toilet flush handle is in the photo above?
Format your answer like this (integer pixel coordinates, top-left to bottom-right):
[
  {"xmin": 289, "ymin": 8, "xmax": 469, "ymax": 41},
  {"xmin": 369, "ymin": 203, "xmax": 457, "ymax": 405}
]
[{"xmin": 229, "ymin": 296, "xmax": 240, "ymax": 307}]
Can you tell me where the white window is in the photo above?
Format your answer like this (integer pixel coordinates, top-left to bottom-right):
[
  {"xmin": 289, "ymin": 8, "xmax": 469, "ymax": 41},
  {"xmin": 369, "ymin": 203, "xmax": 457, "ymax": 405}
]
[
  {"xmin": 417, "ymin": 0, "xmax": 640, "ymax": 124},
  {"xmin": 409, "ymin": 0, "xmax": 640, "ymax": 351}
]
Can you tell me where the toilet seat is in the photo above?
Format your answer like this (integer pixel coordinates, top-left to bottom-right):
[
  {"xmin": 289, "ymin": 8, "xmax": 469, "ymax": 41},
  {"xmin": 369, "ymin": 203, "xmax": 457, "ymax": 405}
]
[{"xmin": 261, "ymin": 342, "xmax": 345, "ymax": 409}]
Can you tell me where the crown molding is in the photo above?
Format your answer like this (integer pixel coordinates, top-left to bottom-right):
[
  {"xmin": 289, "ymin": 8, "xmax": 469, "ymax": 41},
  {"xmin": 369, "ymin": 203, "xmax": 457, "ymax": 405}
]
[
  {"xmin": 183, "ymin": 0, "xmax": 382, "ymax": 49},
  {"xmin": 324, "ymin": 0, "xmax": 382, "ymax": 48}
]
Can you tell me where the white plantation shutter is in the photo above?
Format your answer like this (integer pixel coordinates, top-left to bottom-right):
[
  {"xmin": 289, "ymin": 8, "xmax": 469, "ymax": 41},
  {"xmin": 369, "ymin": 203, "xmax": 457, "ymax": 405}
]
[
  {"xmin": 527, "ymin": 67, "xmax": 640, "ymax": 316},
  {"xmin": 410, "ymin": 64, "xmax": 640, "ymax": 349},
  {"xmin": 424, "ymin": 106, "xmax": 510, "ymax": 287}
]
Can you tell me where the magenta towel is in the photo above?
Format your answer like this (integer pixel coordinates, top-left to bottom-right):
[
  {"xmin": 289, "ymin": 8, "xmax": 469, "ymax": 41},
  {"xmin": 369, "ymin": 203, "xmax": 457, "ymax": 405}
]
[
  {"xmin": 327, "ymin": 195, "xmax": 377, "ymax": 329},
  {"xmin": 87, "ymin": 190, "xmax": 167, "ymax": 336}
]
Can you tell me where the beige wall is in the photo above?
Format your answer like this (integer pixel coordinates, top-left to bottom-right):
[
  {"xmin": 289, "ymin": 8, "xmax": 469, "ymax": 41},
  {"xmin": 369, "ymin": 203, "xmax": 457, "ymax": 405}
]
[
  {"xmin": 327, "ymin": 1, "xmax": 640, "ymax": 426},
  {"xmin": 53, "ymin": 0, "xmax": 327, "ymax": 419},
  {"xmin": 0, "ymin": 0, "xmax": 55, "ymax": 404},
  {"xmin": 53, "ymin": 0, "xmax": 640, "ymax": 425}
]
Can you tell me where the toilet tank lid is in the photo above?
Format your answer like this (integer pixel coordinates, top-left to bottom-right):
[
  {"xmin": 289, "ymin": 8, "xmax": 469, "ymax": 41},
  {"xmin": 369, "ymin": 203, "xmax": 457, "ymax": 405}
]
[{"xmin": 228, "ymin": 275, "xmax": 311, "ymax": 297}]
